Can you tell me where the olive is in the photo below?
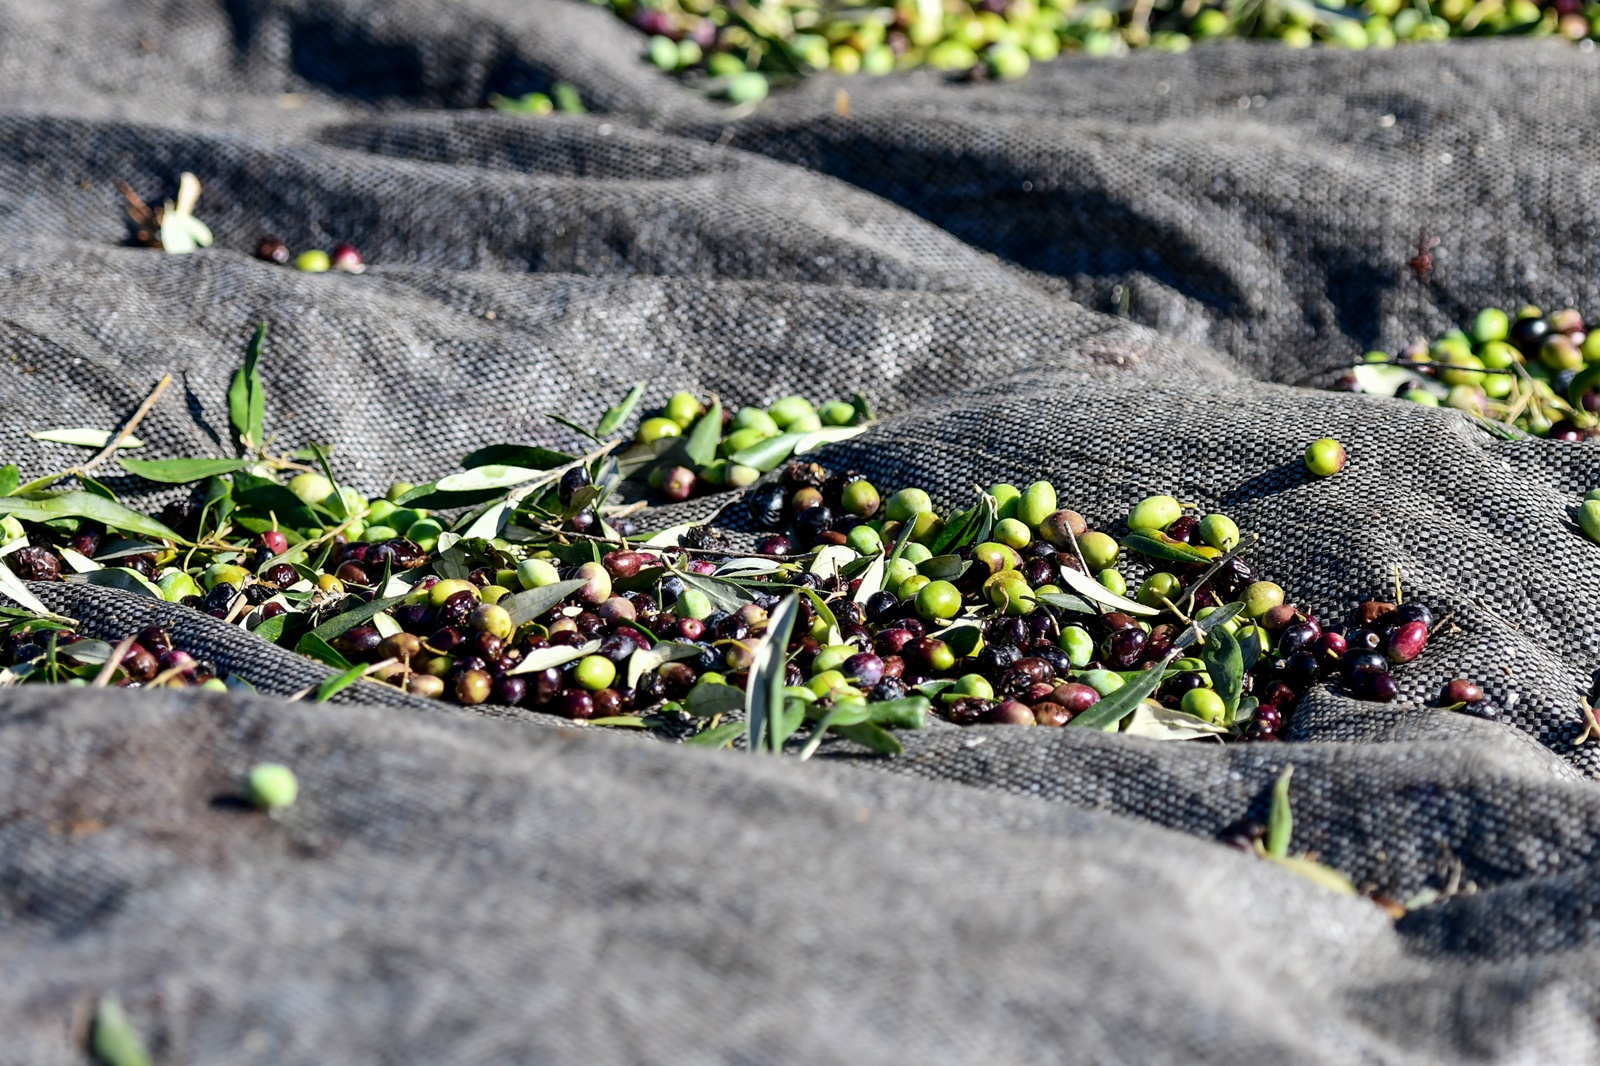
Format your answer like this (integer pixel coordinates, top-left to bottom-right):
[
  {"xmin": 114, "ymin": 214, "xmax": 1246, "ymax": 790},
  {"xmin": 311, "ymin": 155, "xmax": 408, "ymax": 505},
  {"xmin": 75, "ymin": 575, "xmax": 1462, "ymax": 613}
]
[
  {"xmin": 492, "ymin": 676, "xmax": 527, "ymax": 705},
  {"xmin": 1384, "ymin": 620, "xmax": 1429, "ymax": 664},
  {"xmin": 1508, "ymin": 314, "xmax": 1550, "ymax": 356},
  {"xmin": 1443, "ymin": 678, "xmax": 1484, "ymax": 705},
  {"xmin": 793, "ymin": 505, "xmax": 835, "ymax": 549},
  {"xmin": 1103, "ymin": 628, "xmax": 1147, "ymax": 669},
  {"xmin": 1304, "ymin": 438, "xmax": 1347, "ymax": 477},
  {"xmin": 455, "ymin": 669, "xmax": 492, "ymax": 705},
  {"xmin": 1394, "ymin": 603, "xmax": 1434, "ymax": 629},
  {"xmin": 256, "ymin": 236, "xmax": 292, "ymax": 264},
  {"xmin": 10, "ymin": 546, "xmax": 61, "ymax": 582},
  {"xmin": 1350, "ymin": 669, "xmax": 1399, "ymax": 703},
  {"xmin": 987, "ymin": 699, "xmax": 1035, "ymax": 726}
]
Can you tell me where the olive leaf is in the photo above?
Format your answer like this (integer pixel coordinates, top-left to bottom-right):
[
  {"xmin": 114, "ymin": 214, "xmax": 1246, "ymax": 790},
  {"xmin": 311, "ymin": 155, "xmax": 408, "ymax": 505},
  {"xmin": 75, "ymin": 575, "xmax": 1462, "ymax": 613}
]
[
  {"xmin": 507, "ymin": 640, "xmax": 600, "ymax": 676},
  {"xmin": 0, "ymin": 492, "xmax": 182, "ymax": 544},
  {"xmin": 588, "ymin": 715, "xmax": 650, "ymax": 728},
  {"xmin": 1066, "ymin": 650, "xmax": 1179, "ymax": 730},
  {"xmin": 917, "ymin": 554, "xmax": 968, "ymax": 581},
  {"xmin": 160, "ymin": 211, "xmax": 213, "ymax": 254},
  {"xmin": 500, "ymin": 578, "xmax": 589, "ymax": 627},
  {"xmin": 809, "ymin": 544, "xmax": 858, "ymax": 579},
  {"xmin": 0, "ymin": 465, "xmax": 17, "ymax": 497},
  {"xmin": 852, "ymin": 553, "xmax": 885, "ymax": 605},
  {"xmin": 1266, "ymin": 766, "xmax": 1294, "ymax": 859},
  {"xmin": 866, "ymin": 695, "xmax": 928, "ymax": 729},
  {"xmin": 928, "ymin": 502, "xmax": 980, "ymax": 557},
  {"xmin": 92, "ymin": 995, "xmax": 151, "ymax": 1066},
  {"xmin": 436, "ymin": 465, "xmax": 546, "ymax": 493},
  {"xmin": 57, "ymin": 546, "xmax": 100, "ymax": 573},
  {"xmin": 796, "ymin": 585, "xmax": 839, "ymax": 642},
  {"xmin": 684, "ymin": 720, "xmax": 744, "ymax": 747},
  {"xmin": 228, "ymin": 324, "xmax": 268, "ymax": 454},
  {"xmin": 790, "ymin": 424, "xmax": 869, "ymax": 455},
  {"xmin": 230, "ymin": 472, "xmax": 327, "ymax": 531},
  {"xmin": 715, "ymin": 557, "xmax": 787, "ymax": 578},
  {"xmin": 252, "ymin": 612, "xmax": 291, "ymax": 644},
  {"xmin": 78, "ymin": 475, "xmax": 119, "ymax": 501},
  {"xmin": 1172, "ymin": 601, "xmax": 1245, "ymax": 651},
  {"xmin": 1260, "ymin": 852, "xmax": 1358, "ymax": 894},
  {"xmin": 687, "ymin": 680, "xmax": 745, "ymax": 718},
  {"xmin": 595, "ymin": 382, "xmax": 646, "ymax": 437},
  {"xmin": 729, "ymin": 432, "xmax": 805, "ymax": 473},
  {"xmin": 746, "ymin": 592, "xmax": 800, "ymax": 753},
  {"xmin": 797, "ymin": 702, "xmax": 863, "ymax": 760},
  {"xmin": 833, "ymin": 721, "xmax": 904, "ymax": 755},
  {"xmin": 461, "ymin": 444, "xmax": 576, "ymax": 470},
  {"xmin": 1055, "ymin": 566, "xmax": 1159, "ymax": 616},
  {"xmin": 316, "ymin": 661, "xmax": 375, "ymax": 702},
  {"xmin": 294, "ymin": 632, "xmax": 353, "ymax": 670},
  {"xmin": 1122, "ymin": 528, "xmax": 1213, "ymax": 565},
  {"xmin": 28, "ymin": 428, "xmax": 145, "ymax": 449},
  {"xmin": 1199, "ymin": 625, "xmax": 1244, "ymax": 718},
  {"xmin": 625, "ymin": 640, "xmax": 704, "ymax": 688},
  {"xmin": 72, "ymin": 568, "xmax": 163, "ymax": 598},
  {"xmin": 1123, "ymin": 700, "xmax": 1229, "ymax": 740},
  {"xmin": 682, "ymin": 400, "xmax": 724, "ymax": 469},
  {"xmin": 305, "ymin": 594, "xmax": 407, "ymax": 644},
  {"xmin": 639, "ymin": 521, "xmax": 698, "ymax": 547},
  {"xmin": 674, "ymin": 567, "xmax": 756, "ymax": 611},
  {"xmin": 1037, "ymin": 590, "xmax": 1100, "ymax": 615},
  {"xmin": 119, "ymin": 457, "xmax": 252, "ymax": 484}
]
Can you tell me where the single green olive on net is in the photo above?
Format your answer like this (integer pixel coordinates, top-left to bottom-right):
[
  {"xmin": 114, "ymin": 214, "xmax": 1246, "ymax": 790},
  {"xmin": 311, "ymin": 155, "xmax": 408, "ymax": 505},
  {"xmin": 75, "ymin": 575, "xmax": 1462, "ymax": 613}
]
[{"xmin": 1304, "ymin": 438, "xmax": 1347, "ymax": 477}]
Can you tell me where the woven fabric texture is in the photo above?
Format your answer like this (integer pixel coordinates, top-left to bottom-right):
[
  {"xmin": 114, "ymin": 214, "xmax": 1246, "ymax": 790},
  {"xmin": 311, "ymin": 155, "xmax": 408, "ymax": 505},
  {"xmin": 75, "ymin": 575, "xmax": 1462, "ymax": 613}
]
[{"xmin": 2, "ymin": 1, "xmax": 1600, "ymax": 1061}]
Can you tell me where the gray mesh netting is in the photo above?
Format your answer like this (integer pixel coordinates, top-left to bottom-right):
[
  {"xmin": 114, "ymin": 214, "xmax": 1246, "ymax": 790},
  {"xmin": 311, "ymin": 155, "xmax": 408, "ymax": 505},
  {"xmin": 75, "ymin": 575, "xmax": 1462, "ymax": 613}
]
[{"xmin": 4, "ymin": 0, "xmax": 1600, "ymax": 1061}]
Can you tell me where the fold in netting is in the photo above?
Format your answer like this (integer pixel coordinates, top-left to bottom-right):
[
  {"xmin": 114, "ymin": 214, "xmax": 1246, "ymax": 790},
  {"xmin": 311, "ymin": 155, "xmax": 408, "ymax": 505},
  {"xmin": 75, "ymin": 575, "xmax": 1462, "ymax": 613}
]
[{"xmin": 1, "ymin": 3, "xmax": 1600, "ymax": 1060}]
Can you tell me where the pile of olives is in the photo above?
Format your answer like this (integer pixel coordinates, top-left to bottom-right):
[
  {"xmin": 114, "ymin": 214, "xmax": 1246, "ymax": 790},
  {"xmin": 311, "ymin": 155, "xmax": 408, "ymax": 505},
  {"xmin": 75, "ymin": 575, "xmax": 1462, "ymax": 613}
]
[
  {"xmin": 0, "ymin": 623, "xmax": 229, "ymax": 692},
  {"xmin": 604, "ymin": 0, "xmax": 1596, "ymax": 103},
  {"xmin": 1346, "ymin": 305, "xmax": 1600, "ymax": 440}
]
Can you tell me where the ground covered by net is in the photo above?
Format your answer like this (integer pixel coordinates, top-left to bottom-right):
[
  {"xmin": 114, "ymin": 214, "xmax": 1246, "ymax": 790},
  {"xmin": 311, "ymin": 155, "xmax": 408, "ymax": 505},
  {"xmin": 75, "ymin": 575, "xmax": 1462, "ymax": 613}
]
[{"xmin": 3, "ymin": 1, "xmax": 1600, "ymax": 1061}]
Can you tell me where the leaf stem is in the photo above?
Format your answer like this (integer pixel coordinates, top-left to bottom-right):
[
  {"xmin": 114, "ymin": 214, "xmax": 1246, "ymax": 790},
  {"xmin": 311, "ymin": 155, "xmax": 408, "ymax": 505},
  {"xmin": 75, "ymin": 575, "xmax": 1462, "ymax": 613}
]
[{"xmin": 78, "ymin": 374, "xmax": 173, "ymax": 478}]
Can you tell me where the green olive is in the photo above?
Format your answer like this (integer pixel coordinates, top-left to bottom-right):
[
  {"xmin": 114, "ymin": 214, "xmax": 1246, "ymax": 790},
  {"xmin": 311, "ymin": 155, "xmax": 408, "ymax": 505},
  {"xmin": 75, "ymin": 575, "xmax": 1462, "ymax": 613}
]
[
  {"xmin": 1197, "ymin": 514, "xmax": 1240, "ymax": 551},
  {"xmin": 1580, "ymin": 499, "xmax": 1600, "ymax": 545},
  {"xmin": 1017, "ymin": 480, "xmax": 1058, "ymax": 530},
  {"xmin": 1078, "ymin": 531, "xmax": 1120, "ymax": 570},
  {"xmin": 983, "ymin": 570, "xmax": 1036, "ymax": 615},
  {"xmin": 845, "ymin": 525, "xmax": 883, "ymax": 554},
  {"xmin": 766, "ymin": 396, "xmax": 815, "ymax": 429},
  {"xmin": 819, "ymin": 401, "xmax": 856, "ymax": 426},
  {"xmin": 1304, "ymin": 438, "xmax": 1347, "ymax": 477},
  {"xmin": 636, "ymin": 417, "xmax": 682, "ymax": 444},
  {"xmin": 811, "ymin": 644, "xmax": 858, "ymax": 675},
  {"xmin": 665, "ymin": 391, "xmax": 703, "ymax": 428},
  {"xmin": 201, "ymin": 562, "xmax": 250, "ymax": 591},
  {"xmin": 1243, "ymin": 581, "xmax": 1286, "ymax": 618},
  {"xmin": 885, "ymin": 488, "xmax": 933, "ymax": 523},
  {"xmin": 1181, "ymin": 688, "xmax": 1226, "ymax": 723},
  {"xmin": 575, "ymin": 655, "xmax": 617, "ymax": 691},
  {"xmin": 916, "ymin": 580, "xmax": 963, "ymax": 622},
  {"xmin": 1127, "ymin": 495, "xmax": 1181, "ymax": 532},
  {"xmin": 993, "ymin": 517, "xmax": 1031, "ymax": 550},
  {"xmin": 156, "ymin": 570, "xmax": 202, "ymax": 602},
  {"xmin": 988, "ymin": 483, "xmax": 1021, "ymax": 520},
  {"xmin": 287, "ymin": 472, "xmax": 334, "ymax": 506},
  {"xmin": 1096, "ymin": 569, "xmax": 1127, "ymax": 596},
  {"xmin": 429, "ymin": 578, "xmax": 479, "ymax": 608},
  {"xmin": 952, "ymin": 673, "xmax": 994, "ymax": 699},
  {"xmin": 971, "ymin": 541, "xmax": 1021, "ymax": 574},
  {"xmin": 1058, "ymin": 625, "xmax": 1094, "ymax": 668},
  {"xmin": 841, "ymin": 479, "xmax": 881, "ymax": 518},
  {"xmin": 246, "ymin": 764, "xmax": 298, "ymax": 810},
  {"xmin": 1137, "ymin": 572, "xmax": 1181, "ymax": 608}
]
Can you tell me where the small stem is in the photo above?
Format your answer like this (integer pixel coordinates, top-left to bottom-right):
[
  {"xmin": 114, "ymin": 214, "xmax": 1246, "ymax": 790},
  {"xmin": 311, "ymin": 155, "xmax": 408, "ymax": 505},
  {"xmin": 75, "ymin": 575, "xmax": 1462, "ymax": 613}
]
[
  {"xmin": 93, "ymin": 635, "xmax": 137, "ymax": 687},
  {"xmin": 78, "ymin": 374, "xmax": 173, "ymax": 477}
]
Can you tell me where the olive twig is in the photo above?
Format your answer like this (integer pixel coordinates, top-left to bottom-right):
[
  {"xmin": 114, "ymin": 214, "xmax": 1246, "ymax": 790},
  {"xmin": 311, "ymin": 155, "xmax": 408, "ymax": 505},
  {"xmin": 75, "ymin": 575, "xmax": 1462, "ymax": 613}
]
[
  {"xmin": 92, "ymin": 635, "xmax": 138, "ymax": 687},
  {"xmin": 77, "ymin": 373, "xmax": 173, "ymax": 477}
]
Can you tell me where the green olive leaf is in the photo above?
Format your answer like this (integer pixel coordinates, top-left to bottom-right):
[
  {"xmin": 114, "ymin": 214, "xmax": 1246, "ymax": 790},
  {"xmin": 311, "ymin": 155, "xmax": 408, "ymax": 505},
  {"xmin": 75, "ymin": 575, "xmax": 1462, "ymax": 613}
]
[
  {"xmin": 687, "ymin": 680, "xmax": 745, "ymax": 718},
  {"xmin": 682, "ymin": 400, "xmax": 724, "ymax": 469},
  {"xmin": 595, "ymin": 382, "xmax": 646, "ymax": 437},
  {"xmin": 852, "ymin": 553, "xmax": 885, "ymax": 605},
  {"xmin": 1266, "ymin": 766, "xmax": 1294, "ymax": 859},
  {"xmin": 159, "ymin": 211, "xmax": 213, "ymax": 254},
  {"xmin": 867, "ymin": 695, "xmax": 929, "ymax": 730},
  {"xmin": 1066, "ymin": 650, "xmax": 1178, "ymax": 731},
  {"xmin": 1055, "ymin": 565, "xmax": 1160, "ymax": 616},
  {"xmin": 917, "ymin": 554, "xmax": 968, "ymax": 581},
  {"xmin": 252, "ymin": 612, "xmax": 291, "ymax": 644},
  {"xmin": 746, "ymin": 593, "xmax": 800, "ymax": 753},
  {"xmin": 1123, "ymin": 699, "xmax": 1230, "ymax": 739},
  {"xmin": 92, "ymin": 996, "xmax": 152, "ymax": 1066},
  {"xmin": 588, "ymin": 715, "xmax": 651, "ymax": 728},
  {"xmin": 675, "ymin": 567, "xmax": 757, "ymax": 612},
  {"xmin": 77, "ymin": 474, "xmax": 118, "ymax": 501},
  {"xmin": 316, "ymin": 661, "xmax": 373, "ymax": 702},
  {"xmin": 0, "ymin": 465, "xmax": 17, "ymax": 497},
  {"xmin": 294, "ymin": 632, "xmax": 352, "ymax": 670},
  {"xmin": 1037, "ymin": 590, "xmax": 1100, "ymax": 615},
  {"xmin": 507, "ymin": 639, "xmax": 600, "ymax": 676},
  {"xmin": 500, "ymin": 578, "xmax": 589, "ymax": 628},
  {"xmin": 0, "ymin": 491, "xmax": 182, "ymax": 543},
  {"xmin": 684, "ymin": 720, "xmax": 744, "ymax": 747},
  {"xmin": 1173, "ymin": 601, "xmax": 1246, "ymax": 651},
  {"xmin": 1123, "ymin": 529, "xmax": 1214, "ymax": 565},
  {"xmin": 833, "ymin": 721, "xmax": 904, "ymax": 756},
  {"xmin": 436, "ymin": 465, "xmax": 546, "ymax": 493},
  {"xmin": 790, "ymin": 424, "xmax": 870, "ymax": 455},
  {"xmin": 305, "ymin": 594, "xmax": 408, "ymax": 645},
  {"xmin": 28, "ymin": 428, "xmax": 145, "ymax": 449},
  {"xmin": 1260, "ymin": 852, "xmax": 1358, "ymax": 894},
  {"xmin": 71, "ymin": 567, "xmax": 163, "ymax": 598},
  {"xmin": 730, "ymin": 431, "xmax": 804, "ymax": 473},
  {"xmin": 228, "ymin": 324, "xmax": 267, "ymax": 454},
  {"xmin": 1199, "ymin": 625, "xmax": 1244, "ymax": 718},
  {"xmin": 119, "ymin": 457, "xmax": 253, "ymax": 484}
]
